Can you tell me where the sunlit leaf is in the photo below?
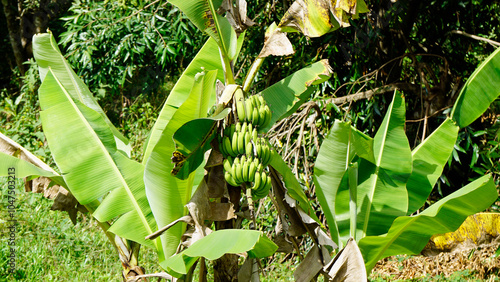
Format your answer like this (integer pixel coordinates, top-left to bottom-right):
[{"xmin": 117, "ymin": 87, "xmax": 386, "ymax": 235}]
[
  {"xmin": 359, "ymin": 174, "xmax": 497, "ymax": 272},
  {"xmin": 451, "ymin": 47, "xmax": 500, "ymax": 127},
  {"xmin": 406, "ymin": 118, "xmax": 459, "ymax": 214},
  {"xmin": 161, "ymin": 229, "xmax": 277, "ymax": 275},
  {"xmin": 260, "ymin": 60, "xmax": 332, "ymax": 131}
]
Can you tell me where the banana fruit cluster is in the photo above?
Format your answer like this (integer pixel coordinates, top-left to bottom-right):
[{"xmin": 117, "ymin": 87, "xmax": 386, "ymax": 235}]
[
  {"xmin": 217, "ymin": 90, "xmax": 274, "ymax": 199},
  {"xmin": 235, "ymin": 90, "xmax": 272, "ymax": 129},
  {"xmin": 223, "ymin": 156, "xmax": 272, "ymax": 198},
  {"xmin": 219, "ymin": 122, "xmax": 272, "ymax": 165}
]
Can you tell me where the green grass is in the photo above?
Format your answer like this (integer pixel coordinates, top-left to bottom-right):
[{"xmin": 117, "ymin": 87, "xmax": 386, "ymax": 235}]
[{"xmin": 0, "ymin": 179, "xmax": 160, "ymax": 281}]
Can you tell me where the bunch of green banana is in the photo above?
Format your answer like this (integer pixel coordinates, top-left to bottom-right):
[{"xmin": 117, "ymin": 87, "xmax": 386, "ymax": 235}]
[
  {"xmin": 219, "ymin": 122, "xmax": 258, "ymax": 158},
  {"xmin": 235, "ymin": 90, "xmax": 272, "ymax": 129},
  {"xmin": 222, "ymin": 155, "xmax": 271, "ymax": 199},
  {"xmin": 254, "ymin": 137, "xmax": 273, "ymax": 166}
]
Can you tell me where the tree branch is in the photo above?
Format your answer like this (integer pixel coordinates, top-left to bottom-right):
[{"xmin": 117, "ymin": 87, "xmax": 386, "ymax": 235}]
[
  {"xmin": 327, "ymin": 82, "xmax": 420, "ymax": 105},
  {"xmin": 450, "ymin": 30, "xmax": 500, "ymax": 47}
]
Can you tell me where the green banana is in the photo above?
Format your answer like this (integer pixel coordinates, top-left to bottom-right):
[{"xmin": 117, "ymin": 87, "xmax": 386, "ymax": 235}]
[
  {"xmin": 219, "ymin": 139, "xmax": 227, "ymax": 156},
  {"xmin": 225, "ymin": 171, "xmax": 239, "ymax": 187},
  {"xmin": 244, "ymin": 131, "xmax": 251, "ymax": 147},
  {"xmin": 234, "ymin": 88, "xmax": 244, "ymax": 101},
  {"xmin": 223, "ymin": 157, "xmax": 233, "ymax": 174},
  {"xmin": 248, "ymin": 158, "xmax": 258, "ymax": 182},
  {"xmin": 245, "ymin": 142, "xmax": 253, "ymax": 156},
  {"xmin": 237, "ymin": 131, "xmax": 245, "ymax": 154},
  {"xmin": 252, "ymin": 128, "xmax": 258, "ymax": 142},
  {"xmin": 241, "ymin": 122, "xmax": 248, "ymax": 135},
  {"xmin": 247, "ymin": 123, "xmax": 253, "ymax": 134},
  {"xmin": 223, "ymin": 136, "xmax": 235, "ymax": 157},
  {"xmin": 233, "ymin": 159, "xmax": 243, "ymax": 184},
  {"xmin": 245, "ymin": 99, "xmax": 253, "ymax": 123},
  {"xmin": 263, "ymin": 105, "xmax": 272, "ymax": 128},
  {"xmin": 256, "ymin": 139, "xmax": 262, "ymax": 158},
  {"xmin": 236, "ymin": 101, "xmax": 246, "ymax": 122},
  {"xmin": 258, "ymin": 171, "xmax": 267, "ymax": 191},
  {"xmin": 251, "ymin": 95, "xmax": 260, "ymax": 108},
  {"xmin": 262, "ymin": 143, "xmax": 270, "ymax": 166},
  {"xmin": 258, "ymin": 105, "xmax": 266, "ymax": 127},
  {"xmin": 231, "ymin": 132, "xmax": 239, "ymax": 157},
  {"xmin": 257, "ymin": 95, "xmax": 265, "ymax": 107},
  {"xmin": 253, "ymin": 175, "xmax": 272, "ymax": 199},
  {"xmin": 236, "ymin": 122, "xmax": 242, "ymax": 133},
  {"xmin": 252, "ymin": 107, "xmax": 259, "ymax": 126},
  {"xmin": 252, "ymin": 170, "xmax": 261, "ymax": 190},
  {"xmin": 242, "ymin": 157, "xmax": 249, "ymax": 182}
]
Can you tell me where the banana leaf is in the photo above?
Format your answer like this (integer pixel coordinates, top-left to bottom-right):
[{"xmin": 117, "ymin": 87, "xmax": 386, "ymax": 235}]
[
  {"xmin": 169, "ymin": 0, "xmax": 238, "ymax": 62},
  {"xmin": 269, "ymin": 150, "xmax": 319, "ymax": 222},
  {"xmin": 39, "ymin": 69, "xmax": 158, "ymax": 250},
  {"xmin": 144, "ymin": 70, "xmax": 218, "ymax": 260},
  {"xmin": 406, "ymin": 118, "xmax": 459, "ymax": 214},
  {"xmin": 359, "ymin": 174, "xmax": 497, "ymax": 272},
  {"xmin": 0, "ymin": 152, "xmax": 65, "ymax": 187},
  {"xmin": 356, "ymin": 92, "xmax": 412, "ymax": 239},
  {"xmin": 451, "ymin": 47, "xmax": 500, "ymax": 127},
  {"xmin": 32, "ymin": 32, "xmax": 130, "ymax": 155},
  {"xmin": 278, "ymin": 0, "xmax": 369, "ymax": 37},
  {"xmin": 172, "ymin": 108, "xmax": 230, "ymax": 179},
  {"xmin": 143, "ymin": 38, "xmax": 224, "ymax": 163},
  {"xmin": 260, "ymin": 60, "xmax": 332, "ymax": 131},
  {"xmin": 161, "ymin": 229, "xmax": 278, "ymax": 276},
  {"xmin": 313, "ymin": 121, "xmax": 373, "ymax": 245}
]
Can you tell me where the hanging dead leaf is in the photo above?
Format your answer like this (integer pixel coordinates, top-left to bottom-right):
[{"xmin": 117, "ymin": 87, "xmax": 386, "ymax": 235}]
[
  {"xmin": 258, "ymin": 23, "xmax": 295, "ymax": 58},
  {"xmin": 219, "ymin": 0, "xmax": 255, "ymax": 33},
  {"xmin": 237, "ymin": 257, "xmax": 260, "ymax": 282},
  {"xmin": 206, "ymin": 164, "xmax": 226, "ymax": 198},
  {"xmin": 278, "ymin": 0, "xmax": 369, "ymax": 37},
  {"xmin": 273, "ymin": 234, "xmax": 295, "ymax": 253},
  {"xmin": 324, "ymin": 238, "xmax": 367, "ymax": 282},
  {"xmin": 208, "ymin": 202, "xmax": 237, "ymax": 221},
  {"xmin": 294, "ymin": 245, "xmax": 326, "ymax": 281}
]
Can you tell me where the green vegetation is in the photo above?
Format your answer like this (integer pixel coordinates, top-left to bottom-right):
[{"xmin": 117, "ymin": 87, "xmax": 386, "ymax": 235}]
[{"xmin": 0, "ymin": 0, "xmax": 499, "ymax": 281}]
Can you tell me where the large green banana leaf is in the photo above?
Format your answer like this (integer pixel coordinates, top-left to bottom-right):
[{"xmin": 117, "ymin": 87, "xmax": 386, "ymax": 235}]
[
  {"xmin": 143, "ymin": 38, "xmax": 224, "ymax": 163},
  {"xmin": 260, "ymin": 60, "xmax": 332, "ymax": 131},
  {"xmin": 144, "ymin": 70, "xmax": 218, "ymax": 260},
  {"xmin": 406, "ymin": 118, "xmax": 459, "ymax": 214},
  {"xmin": 452, "ymin": 47, "xmax": 500, "ymax": 127},
  {"xmin": 32, "ymin": 32, "xmax": 130, "ymax": 154},
  {"xmin": 313, "ymin": 121, "xmax": 373, "ymax": 245},
  {"xmin": 39, "ymin": 69, "xmax": 158, "ymax": 250},
  {"xmin": 359, "ymin": 174, "xmax": 497, "ymax": 272},
  {"xmin": 162, "ymin": 229, "xmax": 278, "ymax": 276},
  {"xmin": 279, "ymin": 0, "xmax": 369, "ymax": 37},
  {"xmin": 169, "ymin": 0, "xmax": 237, "ymax": 63},
  {"xmin": 356, "ymin": 92, "xmax": 412, "ymax": 237}
]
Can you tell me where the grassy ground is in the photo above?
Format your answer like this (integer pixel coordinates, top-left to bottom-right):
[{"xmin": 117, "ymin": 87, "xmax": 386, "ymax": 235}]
[{"xmin": 0, "ymin": 179, "xmax": 161, "ymax": 281}]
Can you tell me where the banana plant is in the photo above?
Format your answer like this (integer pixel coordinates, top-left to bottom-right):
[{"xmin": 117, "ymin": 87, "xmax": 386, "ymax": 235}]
[{"xmin": 314, "ymin": 48, "xmax": 500, "ymax": 273}]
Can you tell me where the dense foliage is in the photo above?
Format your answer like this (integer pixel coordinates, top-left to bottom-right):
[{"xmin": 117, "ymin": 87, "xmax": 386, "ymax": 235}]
[{"xmin": 0, "ymin": 0, "xmax": 499, "ymax": 280}]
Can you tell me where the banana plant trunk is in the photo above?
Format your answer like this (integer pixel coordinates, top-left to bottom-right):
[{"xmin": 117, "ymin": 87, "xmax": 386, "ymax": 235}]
[{"xmin": 213, "ymin": 184, "xmax": 241, "ymax": 281}]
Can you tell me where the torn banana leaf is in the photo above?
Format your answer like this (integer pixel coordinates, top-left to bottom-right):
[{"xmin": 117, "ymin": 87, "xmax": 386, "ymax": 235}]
[{"xmin": 278, "ymin": 0, "xmax": 369, "ymax": 37}]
